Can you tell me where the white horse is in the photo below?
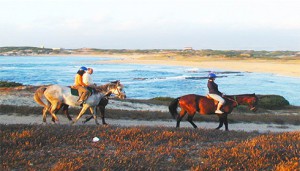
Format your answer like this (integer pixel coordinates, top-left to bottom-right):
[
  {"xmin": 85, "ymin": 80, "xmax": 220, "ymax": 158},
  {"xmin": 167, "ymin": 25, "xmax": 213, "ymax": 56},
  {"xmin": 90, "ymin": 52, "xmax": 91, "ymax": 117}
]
[{"xmin": 34, "ymin": 81, "xmax": 126, "ymax": 125}]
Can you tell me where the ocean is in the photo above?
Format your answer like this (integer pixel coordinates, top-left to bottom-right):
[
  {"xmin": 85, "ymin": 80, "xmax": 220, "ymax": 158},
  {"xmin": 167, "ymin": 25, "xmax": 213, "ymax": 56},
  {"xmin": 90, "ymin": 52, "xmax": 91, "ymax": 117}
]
[{"xmin": 1, "ymin": 56, "xmax": 300, "ymax": 106}]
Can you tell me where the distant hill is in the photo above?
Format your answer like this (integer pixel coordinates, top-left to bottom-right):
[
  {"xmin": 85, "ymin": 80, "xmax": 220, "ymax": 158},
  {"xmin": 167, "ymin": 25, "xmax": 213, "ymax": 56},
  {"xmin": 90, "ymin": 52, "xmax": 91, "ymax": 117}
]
[{"xmin": 1, "ymin": 46, "xmax": 299, "ymax": 59}]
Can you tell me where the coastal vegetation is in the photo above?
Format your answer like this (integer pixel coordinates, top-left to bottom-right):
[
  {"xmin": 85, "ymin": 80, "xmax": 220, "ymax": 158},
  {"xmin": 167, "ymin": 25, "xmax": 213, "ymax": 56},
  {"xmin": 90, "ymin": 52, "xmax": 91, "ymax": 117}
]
[
  {"xmin": 1, "ymin": 46, "xmax": 299, "ymax": 59},
  {"xmin": 0, "ymin": 81, "xmax": 23, "ymax": 87},
  {"xmin": 1, "ymin": 124, "xmax": 299, "ymax": 170}
]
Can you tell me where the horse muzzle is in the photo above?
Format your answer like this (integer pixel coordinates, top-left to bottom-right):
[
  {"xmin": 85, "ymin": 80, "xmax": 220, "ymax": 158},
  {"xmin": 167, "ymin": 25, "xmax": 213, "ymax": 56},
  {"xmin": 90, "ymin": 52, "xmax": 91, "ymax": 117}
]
[
  {"xmin": 118, "ymin": 94, "xmax": 126, "ymax": 99},
  {"xmin": 250, "ymin": 106, "xmax": 257, "ymax": 112}
]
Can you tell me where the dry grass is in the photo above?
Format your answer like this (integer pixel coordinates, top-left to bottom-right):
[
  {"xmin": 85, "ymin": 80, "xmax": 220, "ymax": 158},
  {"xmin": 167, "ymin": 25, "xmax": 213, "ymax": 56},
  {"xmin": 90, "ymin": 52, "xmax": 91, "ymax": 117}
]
[{"xmin": 1, "ymin": 124, "xmax": 299, "ymax": 170}]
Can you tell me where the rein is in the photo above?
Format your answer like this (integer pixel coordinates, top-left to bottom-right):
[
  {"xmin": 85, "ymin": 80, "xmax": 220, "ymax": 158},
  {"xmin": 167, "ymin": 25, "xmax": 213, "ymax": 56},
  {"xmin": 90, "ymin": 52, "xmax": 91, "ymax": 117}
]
[
  {"xmin": 224, "ymin": 95, "xmax": 239, "ymax": 106},
  {"xmin": 106, "ymin": 83, "xmax": 123, "ymax": 98}
]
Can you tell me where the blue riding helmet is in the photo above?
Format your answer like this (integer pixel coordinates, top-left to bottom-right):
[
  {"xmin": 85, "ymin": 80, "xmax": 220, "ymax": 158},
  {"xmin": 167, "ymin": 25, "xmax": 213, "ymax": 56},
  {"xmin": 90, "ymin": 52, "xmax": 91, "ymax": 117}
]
[
  {"xmin": 79, "ymin": 66, "xmax": 88, "ymax": 71},
  {"xmin": 208, "ymin": 73, "xmax": 217, "ymax": 79}
]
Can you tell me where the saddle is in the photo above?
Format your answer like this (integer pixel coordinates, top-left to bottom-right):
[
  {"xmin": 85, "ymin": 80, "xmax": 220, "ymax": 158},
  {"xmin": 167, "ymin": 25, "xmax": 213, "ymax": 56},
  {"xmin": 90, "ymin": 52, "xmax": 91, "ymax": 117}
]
[{"xmin": 70, "ymin": 86, "xmax": 95, "ymax": 96}]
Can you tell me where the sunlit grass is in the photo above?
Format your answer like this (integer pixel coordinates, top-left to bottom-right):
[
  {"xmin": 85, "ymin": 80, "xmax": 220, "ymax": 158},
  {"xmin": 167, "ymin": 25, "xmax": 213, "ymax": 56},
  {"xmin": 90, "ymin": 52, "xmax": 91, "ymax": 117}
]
[{"xmin": 1, "ymin": 124, "xmax": 299, "ymax": 170}]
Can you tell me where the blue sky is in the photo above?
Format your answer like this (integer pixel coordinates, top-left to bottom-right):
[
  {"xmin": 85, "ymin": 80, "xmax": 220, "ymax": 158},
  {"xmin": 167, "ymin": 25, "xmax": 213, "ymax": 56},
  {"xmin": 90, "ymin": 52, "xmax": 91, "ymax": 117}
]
[{"xmin": 1, "ymin": 0, "xmax": 299, "ymax": 50}]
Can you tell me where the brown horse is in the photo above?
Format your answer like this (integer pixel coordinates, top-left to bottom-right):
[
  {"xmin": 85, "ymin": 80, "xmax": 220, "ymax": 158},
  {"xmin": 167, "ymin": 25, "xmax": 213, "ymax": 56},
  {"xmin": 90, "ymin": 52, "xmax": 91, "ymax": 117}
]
[{"xmin": 168, "ymin": 94, "xmax": 258, "ymax": 131}]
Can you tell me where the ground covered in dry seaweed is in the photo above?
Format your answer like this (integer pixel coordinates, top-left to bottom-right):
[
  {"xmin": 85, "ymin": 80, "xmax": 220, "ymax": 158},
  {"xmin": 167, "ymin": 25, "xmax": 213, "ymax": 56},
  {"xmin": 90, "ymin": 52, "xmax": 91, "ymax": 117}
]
[{"xmin": 1, "ymin": 124, "xmax": 299, "ymax": 170}]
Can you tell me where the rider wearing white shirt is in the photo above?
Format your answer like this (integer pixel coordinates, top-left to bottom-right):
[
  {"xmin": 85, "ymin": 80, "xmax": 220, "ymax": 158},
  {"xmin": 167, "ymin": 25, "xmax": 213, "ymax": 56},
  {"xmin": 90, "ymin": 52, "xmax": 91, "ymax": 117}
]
[{"xmin": 83, "ymin": 68, "xmax": 96, "ymax": 88}]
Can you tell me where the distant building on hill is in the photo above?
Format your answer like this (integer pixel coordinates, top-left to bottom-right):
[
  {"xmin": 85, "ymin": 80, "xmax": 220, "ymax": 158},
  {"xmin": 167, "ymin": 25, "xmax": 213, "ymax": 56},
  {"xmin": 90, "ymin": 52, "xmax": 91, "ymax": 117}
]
[
  {"xmin": 52, "ymin": 48, "xmax": 63, "ymax": 51},
  {"xmin": 184, "ymin": 47, "xmax": 193, "ymax": 51}
]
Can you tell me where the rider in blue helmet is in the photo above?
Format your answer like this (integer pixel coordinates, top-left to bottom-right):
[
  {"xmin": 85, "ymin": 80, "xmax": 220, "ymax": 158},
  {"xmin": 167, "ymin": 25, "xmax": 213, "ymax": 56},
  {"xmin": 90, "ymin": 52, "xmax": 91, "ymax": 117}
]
[
  {"xmin": 208, "ymin": 73, "xmax": 216, "ymax": 79},
  {"xmin": 79, "ymin": 66, "xmax": 88, "ymax": 71},
  {"xmin": 207, "ymin": 72, "xmax": 225, "ymax": 114},
  {"xmin": 74, "ymin": 66, "xmax": 90, "ymax": 105}
]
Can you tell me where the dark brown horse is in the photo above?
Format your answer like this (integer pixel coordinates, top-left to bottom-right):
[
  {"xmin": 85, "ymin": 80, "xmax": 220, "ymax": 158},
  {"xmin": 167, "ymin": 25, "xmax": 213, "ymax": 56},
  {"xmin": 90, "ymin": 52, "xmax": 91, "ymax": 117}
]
[{"xmin": 168, "ymin": 94, "xmax": 258, "ymax": 131}]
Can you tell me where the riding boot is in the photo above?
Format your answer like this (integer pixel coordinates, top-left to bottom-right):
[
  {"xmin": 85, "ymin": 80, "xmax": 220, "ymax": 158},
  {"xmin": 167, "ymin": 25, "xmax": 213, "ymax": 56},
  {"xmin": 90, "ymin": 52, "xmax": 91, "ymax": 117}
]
[
  {"xmin": 215, "ymin": 103, "xmax": 224, "ymax": 114},
  {"xmin": 75, "ymin": 93, "xmax": 83, "ymax": 106}
]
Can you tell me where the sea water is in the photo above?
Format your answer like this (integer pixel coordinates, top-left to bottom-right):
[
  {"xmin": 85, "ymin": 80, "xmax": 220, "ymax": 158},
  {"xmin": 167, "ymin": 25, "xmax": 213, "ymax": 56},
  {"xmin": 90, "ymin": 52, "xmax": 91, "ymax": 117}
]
[{"xmin": 1, "ymin": 56, "xmax": 300, "ymax": 106}]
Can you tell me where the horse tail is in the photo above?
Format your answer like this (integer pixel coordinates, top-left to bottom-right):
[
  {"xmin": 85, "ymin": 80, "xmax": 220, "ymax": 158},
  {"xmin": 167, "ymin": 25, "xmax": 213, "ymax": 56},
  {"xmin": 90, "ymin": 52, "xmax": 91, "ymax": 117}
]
[
  {"xmin": 33, "ymin": 86, "xmax": 48, "ymax": 107},
  {"xmin": 168, "ymin": 97, "xmax": 180, "ymax": 119}
]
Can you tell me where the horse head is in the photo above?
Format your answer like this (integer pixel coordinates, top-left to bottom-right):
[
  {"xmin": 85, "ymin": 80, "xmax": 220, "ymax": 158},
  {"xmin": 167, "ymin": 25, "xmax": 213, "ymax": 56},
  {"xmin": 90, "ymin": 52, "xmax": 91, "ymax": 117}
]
[
  {"xmin": 225, "ymin": 94, "xmax": 258, "ymax": 112},
  {"xmin": 106, "ymin": 80, "xmax": 126, "ymax": 99},
  {"xmin": 248, "ymin": 94, "xmax": 259, "ymax": 112}
]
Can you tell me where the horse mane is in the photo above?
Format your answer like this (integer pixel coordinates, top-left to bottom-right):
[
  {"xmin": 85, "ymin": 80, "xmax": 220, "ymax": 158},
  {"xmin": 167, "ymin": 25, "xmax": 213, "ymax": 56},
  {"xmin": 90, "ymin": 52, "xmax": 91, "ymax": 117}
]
[
  {"xmin": 97, "ymin": 83, "xmax": 109, "ymax": 91},
  {"xmin": 225, "ymin": 93, "xmax": 256, "ymax": 97},
  {"xmin": 97, "ymin": 81, "xmax": 119, "ymax": 92}
]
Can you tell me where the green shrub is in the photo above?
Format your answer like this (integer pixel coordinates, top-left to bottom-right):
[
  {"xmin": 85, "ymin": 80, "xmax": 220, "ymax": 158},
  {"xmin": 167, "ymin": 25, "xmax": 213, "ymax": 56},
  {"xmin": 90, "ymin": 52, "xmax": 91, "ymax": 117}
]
[
  {"xmin": 150, "ymin": 97, "xmax": 174, "ymax": 101},
  {"xmin": 0, "ymin": 81, "xmax": 23, "ymax": 87},
  {"xmin": 258, "ymin": 95, "xmax": 289, "ymax": 109}
]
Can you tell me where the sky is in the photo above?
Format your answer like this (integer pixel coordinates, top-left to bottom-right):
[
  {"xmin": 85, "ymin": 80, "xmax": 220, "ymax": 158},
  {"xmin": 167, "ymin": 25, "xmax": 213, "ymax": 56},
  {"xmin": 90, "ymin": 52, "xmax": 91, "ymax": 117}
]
[{"xmin": 0, "ymin": 0, "xmax": 300, "ymax": 50}]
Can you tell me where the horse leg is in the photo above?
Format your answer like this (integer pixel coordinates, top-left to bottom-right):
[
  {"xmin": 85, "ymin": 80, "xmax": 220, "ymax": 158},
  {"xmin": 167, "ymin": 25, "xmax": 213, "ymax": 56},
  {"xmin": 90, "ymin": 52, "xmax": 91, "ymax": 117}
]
[
  {"xmin": 176, "ymin": 109, "xmax": 186, "ymax": 128},
  {"xmin": 42, "ymin": 107, "xmax": 49, "ymax": 123},
  {"xmin": 43, "ymin": 100, "xmax": 52, "ymax": 123},
  {"xmin": 51, "ymin": 104, "xmax": 64, "ymax": 122},
  {"xmin": 89, "ymin": 106, "xmax": 100, "ymax": 125},
  {"xmin": 62, "ymin": 104, "xmax": 72, "ymax": 121},
  {"xmin": 223, "ymin": 114, "xmax": 229, "ymax": 131},
  {"xmin": 82, "ymin": 115, "xmax": 93, "ymax": 124},
  {"xmin": 216, "ymin": 114, "xmax": 225, "ymax": 130},
  {"xmin": 72, "ymin": 105, "xmax": 89, "ymax": 125},
  {"xmin": 187, "ymin": 114, "xmax": 197, "ymax": 129},
  {"xmin": 49, "ymin": 101, "xmax": 60, "ymax": 123},
  {"xmin": 99, "ymin": 105, "xmax": 107, "ymax": 125},
  {"xmin": 82, "ymin": 105, "xmax": 106, "ymax": 124}
]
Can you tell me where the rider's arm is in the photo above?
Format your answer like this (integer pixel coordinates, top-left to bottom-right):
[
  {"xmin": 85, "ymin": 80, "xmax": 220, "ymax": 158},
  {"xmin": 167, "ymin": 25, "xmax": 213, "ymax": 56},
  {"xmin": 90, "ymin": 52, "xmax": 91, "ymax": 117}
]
[
  {"xmin": 75, "ymin": 74, "xmax": 88, "ymax": 87},
  {"xmin": 208, "ymin": 81, "xmax": 222, "ymax": 96}
]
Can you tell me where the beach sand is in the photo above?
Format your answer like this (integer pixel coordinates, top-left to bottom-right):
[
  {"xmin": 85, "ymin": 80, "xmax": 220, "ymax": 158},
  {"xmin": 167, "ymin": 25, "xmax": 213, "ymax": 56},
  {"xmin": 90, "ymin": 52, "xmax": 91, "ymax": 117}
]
[
  {"xmin": 36, "ymin": 53, "xmax": 300, "ymax": 77},
  {"xmin": 93, "ymin": 54, "xmax": 300, "ymax": 77}
]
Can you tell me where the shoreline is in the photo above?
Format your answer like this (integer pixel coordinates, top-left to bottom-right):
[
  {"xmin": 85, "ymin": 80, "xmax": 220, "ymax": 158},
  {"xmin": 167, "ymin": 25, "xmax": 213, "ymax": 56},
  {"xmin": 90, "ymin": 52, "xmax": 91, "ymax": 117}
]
[
  {"xmin": 35, "ymin": 53, "xmax": 300, "ymax": 77},
  {"xmin": 98, "ymin": 57, "xmax": 300, "ymax": 78}
]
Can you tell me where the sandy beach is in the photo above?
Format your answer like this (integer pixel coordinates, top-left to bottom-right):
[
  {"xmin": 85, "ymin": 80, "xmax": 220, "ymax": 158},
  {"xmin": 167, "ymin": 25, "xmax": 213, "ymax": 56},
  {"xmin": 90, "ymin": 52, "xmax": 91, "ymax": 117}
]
[
  {"xmin": 87, "ymin": 53, "xmax": 300, "ymax": 77},
  {"xmin": 33, "ymin": 52, "xmax": 300, "ymax": 77}
]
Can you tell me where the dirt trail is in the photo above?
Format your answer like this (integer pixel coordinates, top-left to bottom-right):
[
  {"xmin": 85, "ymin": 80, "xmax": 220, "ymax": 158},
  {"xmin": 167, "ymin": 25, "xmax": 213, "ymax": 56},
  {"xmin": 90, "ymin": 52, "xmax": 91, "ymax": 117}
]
[
  {"xmin": 1, "ymin": 114, "xmax": 299, "ymax": 133},
  {"xmin": 1, "ymin": 86, "xmax": 300, "ymax": 133}
]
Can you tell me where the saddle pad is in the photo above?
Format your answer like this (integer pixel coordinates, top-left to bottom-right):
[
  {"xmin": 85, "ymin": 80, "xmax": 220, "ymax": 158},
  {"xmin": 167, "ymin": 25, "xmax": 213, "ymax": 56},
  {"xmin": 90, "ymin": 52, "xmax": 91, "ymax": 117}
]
[{"xmin": 71, "ymin": 87, "xmax": 94, "ymax": 96}]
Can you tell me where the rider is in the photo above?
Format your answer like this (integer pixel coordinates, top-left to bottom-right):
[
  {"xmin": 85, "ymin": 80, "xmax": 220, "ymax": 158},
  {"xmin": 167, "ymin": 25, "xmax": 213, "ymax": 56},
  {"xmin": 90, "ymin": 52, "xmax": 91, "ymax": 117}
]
[
  {"xmin": 74, "ymin": 66, "xmax": 90, "ymax": 105},
  {"xmin": 83, "ymin": 67, "xmax": 96, "ymax": 88},
  {"xmin": 207, "ymin": 72, "xmax": 225, "ymax": 114}
]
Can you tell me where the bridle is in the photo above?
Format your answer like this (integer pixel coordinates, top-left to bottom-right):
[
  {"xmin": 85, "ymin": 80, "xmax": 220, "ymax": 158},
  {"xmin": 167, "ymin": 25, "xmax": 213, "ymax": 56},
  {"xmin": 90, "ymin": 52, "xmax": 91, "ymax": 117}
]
[
  {"xmin": 107, "ymin": 83, "xmax": 124, "ymax": 98},
  {"xmin": 225, "ymin": 95, "xmax": 257, "ymax": 111},
  {"xmin": 224, "ymin": 95, "xmax": 239, "ymax": 106}
]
